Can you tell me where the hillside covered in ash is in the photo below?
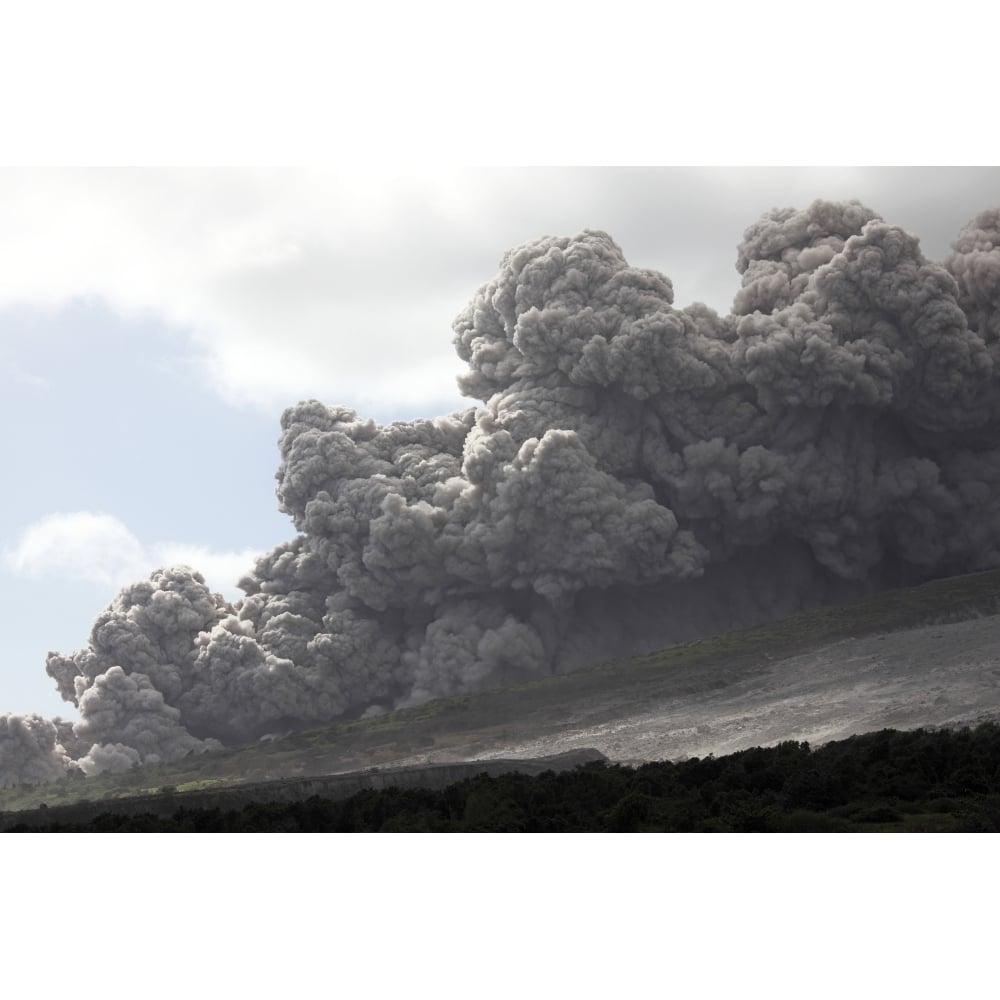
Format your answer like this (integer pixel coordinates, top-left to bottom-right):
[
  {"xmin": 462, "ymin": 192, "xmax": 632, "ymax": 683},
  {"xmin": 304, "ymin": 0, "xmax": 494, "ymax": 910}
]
[{"xmin": 4, "ymin": 199, "xmax": 1000, "ymax": 788}]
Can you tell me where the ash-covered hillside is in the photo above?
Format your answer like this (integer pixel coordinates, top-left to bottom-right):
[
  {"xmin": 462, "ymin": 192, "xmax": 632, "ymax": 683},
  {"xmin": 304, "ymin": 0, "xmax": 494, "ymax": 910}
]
[{"xmin": 4, "ymin": 199, "xmax": 1000, "ymax": 787}]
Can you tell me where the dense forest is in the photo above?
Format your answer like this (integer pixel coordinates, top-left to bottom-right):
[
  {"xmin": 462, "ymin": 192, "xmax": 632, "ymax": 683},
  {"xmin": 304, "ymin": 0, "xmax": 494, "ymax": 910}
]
[{"xmin": 7, "ymin": 723, "xmax": 1000, "ymax": 832}]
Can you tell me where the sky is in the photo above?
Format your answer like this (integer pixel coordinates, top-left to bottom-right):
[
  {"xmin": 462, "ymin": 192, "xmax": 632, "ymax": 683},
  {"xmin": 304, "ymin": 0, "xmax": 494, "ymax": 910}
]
[{"xmin": 2, "ymin": 166, "xmax": 1000, "ymax": 719}]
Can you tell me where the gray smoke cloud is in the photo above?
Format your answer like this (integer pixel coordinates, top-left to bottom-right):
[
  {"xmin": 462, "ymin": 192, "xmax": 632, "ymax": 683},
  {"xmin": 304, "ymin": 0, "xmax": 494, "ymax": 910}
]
[
  {"xmin": 0, "ymin": 713, "xmax": 74, "ymax": 788},
  {"xmin": 4, "ymin": 198, "xmax": 1000, "ymax": 788}
]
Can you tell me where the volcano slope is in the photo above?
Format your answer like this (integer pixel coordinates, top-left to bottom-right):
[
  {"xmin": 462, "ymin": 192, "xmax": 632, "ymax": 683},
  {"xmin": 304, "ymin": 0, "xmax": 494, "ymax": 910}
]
[{"xmin": 2, "ymin": 567, "xmax": 999, "ymax": 817}]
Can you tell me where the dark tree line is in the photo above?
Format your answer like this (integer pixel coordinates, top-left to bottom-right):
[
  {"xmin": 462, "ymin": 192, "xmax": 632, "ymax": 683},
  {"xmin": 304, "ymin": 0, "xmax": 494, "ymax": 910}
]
[{"xmin": 8, "ymin": 724, "xmax": 1000, "ymax": 832}]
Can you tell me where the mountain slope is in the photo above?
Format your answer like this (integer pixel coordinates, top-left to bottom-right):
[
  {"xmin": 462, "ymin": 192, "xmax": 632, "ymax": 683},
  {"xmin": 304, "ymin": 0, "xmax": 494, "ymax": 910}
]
[{"xmin": 2, "ymin": 567, "xmax": 999, "ymax": 815}]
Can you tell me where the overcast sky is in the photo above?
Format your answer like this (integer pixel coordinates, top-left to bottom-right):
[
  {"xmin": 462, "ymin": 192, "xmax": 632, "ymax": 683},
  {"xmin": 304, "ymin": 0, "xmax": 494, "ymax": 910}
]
[{"xmin": 2, "ymin": 165, "xmax": 999, "ymax": 718}]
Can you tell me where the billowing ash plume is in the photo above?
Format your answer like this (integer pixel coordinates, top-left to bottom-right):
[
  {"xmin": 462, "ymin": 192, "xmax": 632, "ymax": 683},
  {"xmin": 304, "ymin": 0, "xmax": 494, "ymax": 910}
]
[
  {"xmin": 0, "ymin": 714, "xmax": 74, "ymax": 788},
  {"xmin": 4, "ymin": 199, "xmax": 1000, "ymax": 788}
]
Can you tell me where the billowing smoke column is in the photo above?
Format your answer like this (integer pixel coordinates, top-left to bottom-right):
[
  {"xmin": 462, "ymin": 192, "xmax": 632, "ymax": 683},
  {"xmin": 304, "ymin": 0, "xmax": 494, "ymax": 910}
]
[{"xmin": 5, "ymin": 199, "xmax": 1000, "ymax": 787}]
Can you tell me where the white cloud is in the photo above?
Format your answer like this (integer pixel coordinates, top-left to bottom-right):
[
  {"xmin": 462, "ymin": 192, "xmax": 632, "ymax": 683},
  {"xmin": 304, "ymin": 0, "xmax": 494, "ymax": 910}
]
[
  {"xmin": 0, "ymin": 168, "xmax": 479, "ymax": 412},
  {"xmin": 151, "ymin": 543, "xmax": 262, "ymax": 594},
  {"xmin": 3, "ymin": 512, "xmax": 147, "ymax": 587},
  {"xmin": 3, "ymin": 512, "xmax": 259, "ymax": 599},
  {"xmin": 3, "ymin": 167, "xmax": 998, "ymax": 415}
]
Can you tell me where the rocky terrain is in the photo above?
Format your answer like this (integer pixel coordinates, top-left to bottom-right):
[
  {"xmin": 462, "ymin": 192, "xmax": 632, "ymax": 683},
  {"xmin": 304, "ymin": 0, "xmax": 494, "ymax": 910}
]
[{"xmin": 418, "ymin": 615, "xmax": 1000, "ymax": 767}]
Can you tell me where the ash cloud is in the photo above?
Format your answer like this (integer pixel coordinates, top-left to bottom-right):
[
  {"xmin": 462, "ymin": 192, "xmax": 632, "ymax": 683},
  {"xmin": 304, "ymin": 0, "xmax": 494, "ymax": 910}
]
[
  {"xmin": 0, "ymin": 713, "xmax": 74, "ymax": 788},
  {"xmin": 5, "ymin": 198, "xmax": 1000, "ymax": 787}
]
